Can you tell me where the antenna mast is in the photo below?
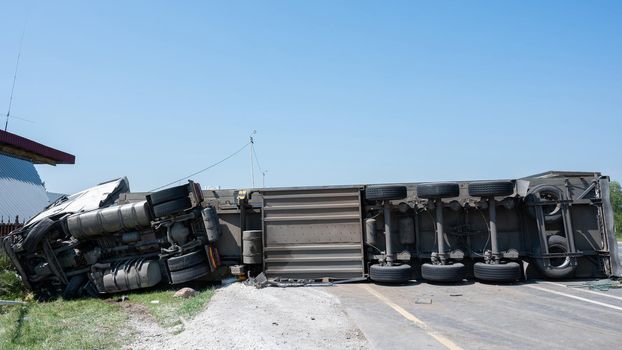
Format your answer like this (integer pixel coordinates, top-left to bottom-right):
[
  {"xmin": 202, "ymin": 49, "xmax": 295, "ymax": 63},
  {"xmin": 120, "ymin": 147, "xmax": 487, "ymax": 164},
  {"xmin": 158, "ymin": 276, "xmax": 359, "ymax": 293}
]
[{"xmin": 5, "ymin": 15, "xmax": 28, "ymax": 132}]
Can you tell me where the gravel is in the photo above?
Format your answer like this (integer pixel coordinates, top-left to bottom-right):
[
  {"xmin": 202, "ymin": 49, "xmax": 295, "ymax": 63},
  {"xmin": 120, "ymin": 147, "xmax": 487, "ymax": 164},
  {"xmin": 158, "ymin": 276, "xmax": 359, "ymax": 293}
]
[
  {"xmin": 120, "ymin": 302, "xmax": 170, "ymax": 350},
  {"xmin": 127, "ymin": 283, "xmax": 368, "ymax": 350}
]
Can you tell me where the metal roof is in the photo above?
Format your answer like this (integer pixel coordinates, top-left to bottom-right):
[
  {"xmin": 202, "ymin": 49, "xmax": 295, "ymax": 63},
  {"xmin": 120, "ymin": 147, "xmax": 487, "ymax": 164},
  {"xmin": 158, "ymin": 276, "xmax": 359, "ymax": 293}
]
[
  {"xmin": 0, "ymin": 129, "xmax": 75, "ymax": 165},
  {"xmin": 0, "ymin": 153, "xmax": 50, "ymax": 222}
]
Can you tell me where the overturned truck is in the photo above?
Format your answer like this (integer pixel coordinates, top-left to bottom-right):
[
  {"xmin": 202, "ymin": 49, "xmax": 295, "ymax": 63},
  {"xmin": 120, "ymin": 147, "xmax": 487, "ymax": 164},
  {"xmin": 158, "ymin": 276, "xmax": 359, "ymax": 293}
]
[{"xmin": 2, "ymin": 171, "xmax": 621, "ymax": 299}]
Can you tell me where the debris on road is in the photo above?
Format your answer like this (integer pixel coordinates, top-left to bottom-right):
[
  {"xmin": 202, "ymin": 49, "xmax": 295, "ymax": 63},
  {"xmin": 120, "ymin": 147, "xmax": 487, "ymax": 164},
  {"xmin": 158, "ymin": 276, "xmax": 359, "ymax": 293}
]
[
  {"xmin": 575, "ymin": 278, "xmax": 622, "ymax": 291},
  {"xmin": 415, "ymin": 298, "xmax": 433, "ymax": 304}
]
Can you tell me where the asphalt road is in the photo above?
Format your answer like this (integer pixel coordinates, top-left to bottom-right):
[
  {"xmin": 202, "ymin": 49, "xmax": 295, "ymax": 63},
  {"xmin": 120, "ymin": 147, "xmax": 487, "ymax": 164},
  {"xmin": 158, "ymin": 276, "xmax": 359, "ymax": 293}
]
[
  {"xmin": 323, "ymin": 243, "xmax": 622, "ymax": 350},
  {"xmin": 329, "ymin": 279, "xmax": 622, "ymax": 350}
]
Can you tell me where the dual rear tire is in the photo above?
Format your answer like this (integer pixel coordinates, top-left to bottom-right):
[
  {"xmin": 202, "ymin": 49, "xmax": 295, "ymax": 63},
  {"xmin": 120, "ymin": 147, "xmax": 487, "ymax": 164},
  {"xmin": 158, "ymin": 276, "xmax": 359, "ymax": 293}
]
[
  {"xmin": 167, "ymin": 249, "xmax": 211, "ymax": 284},
  {"xmin": 148, "ymin": 184, "xmax": 192, "ymax": 218}
]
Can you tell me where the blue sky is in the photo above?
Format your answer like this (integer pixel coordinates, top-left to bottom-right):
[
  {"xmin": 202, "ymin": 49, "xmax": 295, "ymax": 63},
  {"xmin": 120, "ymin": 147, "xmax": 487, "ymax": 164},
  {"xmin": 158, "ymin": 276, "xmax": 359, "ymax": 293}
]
[{"xmin": 1, "ymin": 1, "xmax": 620, "ymax": 194}]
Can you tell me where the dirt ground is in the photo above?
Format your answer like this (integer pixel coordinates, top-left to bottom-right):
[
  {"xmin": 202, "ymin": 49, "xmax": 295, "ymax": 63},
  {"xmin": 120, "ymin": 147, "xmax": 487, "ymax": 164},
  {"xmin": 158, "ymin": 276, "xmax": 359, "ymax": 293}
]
[{"xmin": 125, "ymin": 283, "xmax": 368, "ymax": 350}]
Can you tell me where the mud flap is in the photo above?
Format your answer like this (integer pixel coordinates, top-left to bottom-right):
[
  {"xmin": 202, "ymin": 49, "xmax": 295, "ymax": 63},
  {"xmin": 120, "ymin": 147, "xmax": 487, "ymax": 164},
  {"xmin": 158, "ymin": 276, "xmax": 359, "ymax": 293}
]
[{"xmin": 206, "ymin": 245, "xmax": 221, "ymax": 272}]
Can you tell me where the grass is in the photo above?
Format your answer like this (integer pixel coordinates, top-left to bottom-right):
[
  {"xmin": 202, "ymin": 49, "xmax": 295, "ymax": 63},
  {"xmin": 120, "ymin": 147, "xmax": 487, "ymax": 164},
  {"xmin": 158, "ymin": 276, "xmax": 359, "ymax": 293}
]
[
  {"xmin": 0, "ymin": 283, "xmax": 215, "ymax": 349},
  {"xmin": 0, "ymin": 254, "xmax": 24, "ymax": 302},
  {"xmin": 0, "ymin": 299, "xmax": 126, "ymax": 350}
]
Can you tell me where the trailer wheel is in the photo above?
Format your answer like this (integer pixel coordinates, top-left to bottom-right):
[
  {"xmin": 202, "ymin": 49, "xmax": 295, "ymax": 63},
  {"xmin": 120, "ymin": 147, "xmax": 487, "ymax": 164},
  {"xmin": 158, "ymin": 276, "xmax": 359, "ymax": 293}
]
[
  {"xmin": 167, "ymin": 250, "xmax": 207, "ymax": 272},
  {"xmin": 369, "ymin": 264, "xmax": 411, "ymax": 284},
  {"xmin": 169, "ymin": 263, "xmax": 210, "ymax": 284},
  {"xmin": 468, "ymin": 181, "xmax": 514, "ymax": 197},
  {"xmin": 365, "ymin": 186, "xmax": 407, "ymax": 201},
  {"xmin": 474, "ymin": 262, "xmax": 521, "ymax": 282},
  {"xmin": 148, "ymin": 184, "xmax": 190, "ymax": 206},
  {"xmin": 536, "ymin": 235, "xmax": 576, "ymax": 279},
  {"xmin": 526, "ymin": 186, "xmax": 563, "ymax": 223},
  {"xmin": 416, "ymin": 183, "xmax": 460, "ymax": 199},
  {"xmin": 421, "ymin": 262, "xmax": 465, "ymax": 282},
  {"xmin": 152, "ymin": 198, "xmax": 191, "ymax": 218}
]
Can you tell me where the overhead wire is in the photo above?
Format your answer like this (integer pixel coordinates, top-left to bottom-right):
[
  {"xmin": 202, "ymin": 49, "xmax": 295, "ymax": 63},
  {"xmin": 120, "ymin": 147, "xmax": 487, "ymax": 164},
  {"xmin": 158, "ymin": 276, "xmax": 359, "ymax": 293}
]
[{"xmin": 150, "ymin": 141, "xmax": 251, "ymax": 192}]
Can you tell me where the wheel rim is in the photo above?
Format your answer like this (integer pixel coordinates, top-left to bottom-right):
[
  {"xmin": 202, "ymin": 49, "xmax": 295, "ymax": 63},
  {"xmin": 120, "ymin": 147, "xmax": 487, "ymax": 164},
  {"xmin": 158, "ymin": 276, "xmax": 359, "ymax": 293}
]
[
  {"xmin": 539, "ymin": 190, "xmax": 561, "ymax": 216},
  {"xmin": 548, "ymin": 245, "xmax": 570, "ymax": 269}
]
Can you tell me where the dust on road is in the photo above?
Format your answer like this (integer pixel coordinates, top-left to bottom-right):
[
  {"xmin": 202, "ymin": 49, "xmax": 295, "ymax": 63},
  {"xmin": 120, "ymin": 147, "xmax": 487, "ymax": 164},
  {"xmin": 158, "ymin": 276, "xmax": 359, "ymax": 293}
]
[{"xmin": 128, "ymin": 283, "xmax": 368, "ymax": 350}]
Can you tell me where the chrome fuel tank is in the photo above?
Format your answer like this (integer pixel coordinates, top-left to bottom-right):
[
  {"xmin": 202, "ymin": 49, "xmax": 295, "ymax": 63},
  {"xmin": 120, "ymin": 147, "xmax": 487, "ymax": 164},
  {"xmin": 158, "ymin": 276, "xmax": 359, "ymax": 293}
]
[{"xmin": 66, "ymin": 201, "xmax": 151, "ymax": 240}]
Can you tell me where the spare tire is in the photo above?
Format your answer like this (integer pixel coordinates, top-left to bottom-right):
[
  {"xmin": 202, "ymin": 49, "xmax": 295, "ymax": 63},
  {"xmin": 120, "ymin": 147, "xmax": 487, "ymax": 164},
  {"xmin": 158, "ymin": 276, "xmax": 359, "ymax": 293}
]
[
  {"xmin": 421, "ymin": 262, "xmax": 465, "ymax": 282},
  {"xmin": 474, "ymin": 262, "xmax": 521, "ymax": 282},
  {"xmin": 369, "ymin": 264, "xmax": 411, "ymax": 284},
  {"xmin": 152, "ymin": 198, "xmax": 191, "ymax": 218},
  {"xmin": 468, "ymin": 181, "xmax": 514, "ymax": 197},
  {"xmin": 366, "ymin": 186, "xmax": 407, "ymax": 201},
  {"xmin": 148, "ymin": 184, "xmax": 190, "ymax": 206},
  {"xmin": 417, "ymin": 183, "xmax": 460, "ymax": 199},
  {"xmin": 536, "ymin": 235, "xmax": 576, "ymax": 279}
]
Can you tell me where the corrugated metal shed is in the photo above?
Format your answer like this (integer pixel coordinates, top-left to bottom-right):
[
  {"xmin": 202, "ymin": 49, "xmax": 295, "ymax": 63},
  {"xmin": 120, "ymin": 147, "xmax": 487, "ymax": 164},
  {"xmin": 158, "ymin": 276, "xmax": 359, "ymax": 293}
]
[{"xmin": 0, "ymin": 153, "xmax": 50, "ymax": 222}]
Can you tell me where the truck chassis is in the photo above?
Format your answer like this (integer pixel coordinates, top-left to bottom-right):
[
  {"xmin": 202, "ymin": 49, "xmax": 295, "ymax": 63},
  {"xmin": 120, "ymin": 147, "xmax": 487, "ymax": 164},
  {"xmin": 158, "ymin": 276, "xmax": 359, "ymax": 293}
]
[{"xmin": 2, "ymin": 171, "xmax": 620, "ymax": 299}]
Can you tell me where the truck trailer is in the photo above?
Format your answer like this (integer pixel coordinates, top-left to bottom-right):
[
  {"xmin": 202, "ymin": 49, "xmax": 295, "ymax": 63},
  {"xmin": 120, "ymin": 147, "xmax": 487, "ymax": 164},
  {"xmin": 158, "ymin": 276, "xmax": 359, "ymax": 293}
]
[{"xmin": 2, "ymin": 171, "xmax": 620, "ymax": 299}]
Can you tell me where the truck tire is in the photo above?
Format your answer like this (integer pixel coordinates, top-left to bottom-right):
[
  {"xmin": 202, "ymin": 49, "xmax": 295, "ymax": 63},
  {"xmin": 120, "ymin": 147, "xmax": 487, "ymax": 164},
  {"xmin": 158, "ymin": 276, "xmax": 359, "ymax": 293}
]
[
  {"xmin": 468, "ymin": 181, "xmax": 514, "ymax": 197},
  {"xmin": 22, "ymin": 218, "xmax": 55, "ymax": 253},
  {"xmin": 365, "ymin": 186, "xmax": 407, "ymax": 201},
  {"xmin": 417, "ymin": 183, "xmax": 460, "ymax": 199},
  {"xmin": 473, "ymin": 262, "xmax": 521, "ymax": 282},
  {"xmin": 167, "ymin": 250, "xmax": 207, "ymax": 272},
  {"xmin": 536, "ymin": 235, "xmax": 576, "ymax": 279},
  {"xmin": 526, "ymin": 186, "xmax": 563, "ymax": 223},
  {"xmin": 152, "ymin": 198, "xmax": 191, "ymax": 218},
  {"xmin": 148, "ymin": 184, "xmax": 190, "ymax": 206},
  {"xmin": 169, "ymin": 263, "xmax": 210, "ymax": 284},
  {"xmin": 369, "ymin": 263, "xmax": 411, "ymax": 284},
  {"xmin": 421, "ymin": 262, "xmax": 465, "ymax": 282}
]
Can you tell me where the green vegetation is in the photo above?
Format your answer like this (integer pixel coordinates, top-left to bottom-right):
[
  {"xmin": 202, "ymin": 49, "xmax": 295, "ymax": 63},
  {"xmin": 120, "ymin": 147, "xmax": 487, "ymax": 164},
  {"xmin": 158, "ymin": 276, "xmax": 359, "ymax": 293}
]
[
  {"xmin": 0, "ymin": 285, "xmax": 215, "ymax": 350},
  {"xmin": 0, "ymin": 254, "xmax": 23, "ymax": 301},
  {"xmin": 610, "ymin": 180, "xmax": 622, "ymax": 239},
  {"xmin": 0, "ymin": 298, "xmax": 126, "ymax": 350}
]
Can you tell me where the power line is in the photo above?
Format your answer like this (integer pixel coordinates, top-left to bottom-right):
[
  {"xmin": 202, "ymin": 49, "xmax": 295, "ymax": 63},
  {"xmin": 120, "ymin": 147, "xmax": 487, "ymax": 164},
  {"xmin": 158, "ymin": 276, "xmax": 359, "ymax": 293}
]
[
  {"xmin": 249, "ymin": 131, "xmax": 256, "ymax": 188},
  {"xmin": 150, "ymin": 141, "xmax": 251, "ymax": 192}
]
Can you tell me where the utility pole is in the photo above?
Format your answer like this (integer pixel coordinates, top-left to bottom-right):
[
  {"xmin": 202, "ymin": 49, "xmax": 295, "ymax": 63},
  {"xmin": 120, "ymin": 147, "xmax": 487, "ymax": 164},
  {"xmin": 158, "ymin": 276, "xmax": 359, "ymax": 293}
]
[
  {"xmin": 262, "ymin": 170, "xmax": 268, "ymax": 187},
  {"xmin": 250, "ymin": 130, "xmax": 256, "ymax": 188}
]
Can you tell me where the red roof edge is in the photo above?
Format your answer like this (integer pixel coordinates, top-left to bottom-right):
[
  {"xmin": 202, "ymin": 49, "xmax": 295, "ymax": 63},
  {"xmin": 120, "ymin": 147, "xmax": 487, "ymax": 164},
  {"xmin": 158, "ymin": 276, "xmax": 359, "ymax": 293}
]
[{"xmin": 0, "ymin": 129, "xmax": 75, "ymax": 165}]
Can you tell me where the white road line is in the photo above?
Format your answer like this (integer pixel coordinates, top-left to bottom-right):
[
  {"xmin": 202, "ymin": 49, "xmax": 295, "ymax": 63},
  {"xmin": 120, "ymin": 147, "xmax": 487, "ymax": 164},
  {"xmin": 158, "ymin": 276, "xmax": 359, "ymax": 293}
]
[
  {"xmin": 539, "ymin": 281, "xmax": 622, "ymax": 302},
  {"xmin": 360, "ymin": 284, "xmax": 463, "ymax": 350},
  {"xmin": 526, "ymin": 285, "xmax": 622, "ymax": 312}
]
